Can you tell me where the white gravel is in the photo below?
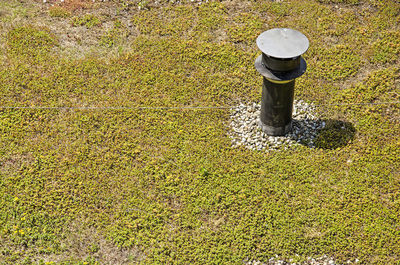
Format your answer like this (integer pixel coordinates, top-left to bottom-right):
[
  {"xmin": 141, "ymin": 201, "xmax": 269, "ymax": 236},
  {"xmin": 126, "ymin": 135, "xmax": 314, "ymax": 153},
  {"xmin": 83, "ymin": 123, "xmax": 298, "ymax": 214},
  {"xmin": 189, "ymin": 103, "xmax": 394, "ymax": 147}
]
[
  {"xmin": 244, "ymin": 254, "xmax": 359, "ymax": 265},
  {"xmin": 228, "ymin": 100, "xmax": 325, "ymax": 151}
]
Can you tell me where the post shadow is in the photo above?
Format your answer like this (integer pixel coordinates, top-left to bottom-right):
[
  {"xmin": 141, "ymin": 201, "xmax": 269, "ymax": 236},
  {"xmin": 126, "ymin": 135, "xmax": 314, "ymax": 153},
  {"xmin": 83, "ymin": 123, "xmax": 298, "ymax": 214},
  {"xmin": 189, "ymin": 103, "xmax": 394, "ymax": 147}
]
[{"xmin": 289, "ymin": 119, "xmax": 356, "ymax": 149}]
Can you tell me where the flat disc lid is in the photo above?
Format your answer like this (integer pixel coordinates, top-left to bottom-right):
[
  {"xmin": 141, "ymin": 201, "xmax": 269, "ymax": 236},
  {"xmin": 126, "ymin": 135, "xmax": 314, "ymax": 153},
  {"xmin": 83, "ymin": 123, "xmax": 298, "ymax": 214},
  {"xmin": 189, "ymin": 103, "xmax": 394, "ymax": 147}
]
[{"xmin": 256, "ymin": 28, "xmax": 309, "ymax": 59}]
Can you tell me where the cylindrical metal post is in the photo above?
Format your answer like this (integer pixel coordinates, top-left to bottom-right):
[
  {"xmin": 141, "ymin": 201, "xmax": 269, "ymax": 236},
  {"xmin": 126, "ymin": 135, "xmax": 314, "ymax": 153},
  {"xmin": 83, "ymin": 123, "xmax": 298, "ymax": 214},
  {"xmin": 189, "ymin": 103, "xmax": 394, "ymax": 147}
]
[
  {"xmin": 260, "ymin": 78, "xmax": 295, "ymax": 135},
  {"xmin": 255, "ymin": 28, "xmax": 309, "ymax": 136}
]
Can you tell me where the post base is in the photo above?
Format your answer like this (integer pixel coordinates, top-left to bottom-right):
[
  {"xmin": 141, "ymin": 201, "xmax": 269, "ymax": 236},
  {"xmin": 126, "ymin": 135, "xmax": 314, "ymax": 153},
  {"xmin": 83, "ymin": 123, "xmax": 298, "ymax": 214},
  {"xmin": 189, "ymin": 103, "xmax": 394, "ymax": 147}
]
[{"xmin": 259, "ymin": 120, "xmax": 292, "ymax": 136}]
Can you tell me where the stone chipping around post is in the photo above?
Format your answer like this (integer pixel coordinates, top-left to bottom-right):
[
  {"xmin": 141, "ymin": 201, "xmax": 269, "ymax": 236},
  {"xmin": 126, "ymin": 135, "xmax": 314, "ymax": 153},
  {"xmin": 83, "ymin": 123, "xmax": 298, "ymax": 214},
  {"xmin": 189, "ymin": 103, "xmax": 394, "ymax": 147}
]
[
  {"xmin": 228, "ymin": 100, "xmax": 326, "ymax": 151},
  {"xmin": 244, "ymin": 254, "xmax": 359, "ymax": 265}
]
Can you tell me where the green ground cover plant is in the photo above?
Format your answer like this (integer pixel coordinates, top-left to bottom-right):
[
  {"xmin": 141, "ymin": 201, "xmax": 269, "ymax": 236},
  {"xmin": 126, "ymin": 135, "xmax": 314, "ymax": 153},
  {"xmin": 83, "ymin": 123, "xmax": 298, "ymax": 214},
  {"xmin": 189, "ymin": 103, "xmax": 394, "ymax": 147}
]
[
  {"xmin": 49, "ymin": 6, "xmax": 72, "ymax": 18},
  {"xmin": 0, "ymin": 0, "xmax": 399, "ymax": 264},
  {"xmin": 71, "ymin": 14, "xmax": 101, "ymax": 28}
]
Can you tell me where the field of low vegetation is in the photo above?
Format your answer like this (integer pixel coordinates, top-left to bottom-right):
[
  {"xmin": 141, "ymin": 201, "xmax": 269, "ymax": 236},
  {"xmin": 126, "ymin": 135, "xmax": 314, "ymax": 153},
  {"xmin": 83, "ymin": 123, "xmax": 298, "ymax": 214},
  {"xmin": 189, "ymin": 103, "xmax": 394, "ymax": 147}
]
[{"xmin": 0, "ymin": 0, "xmax": 399, "ymax": 264}]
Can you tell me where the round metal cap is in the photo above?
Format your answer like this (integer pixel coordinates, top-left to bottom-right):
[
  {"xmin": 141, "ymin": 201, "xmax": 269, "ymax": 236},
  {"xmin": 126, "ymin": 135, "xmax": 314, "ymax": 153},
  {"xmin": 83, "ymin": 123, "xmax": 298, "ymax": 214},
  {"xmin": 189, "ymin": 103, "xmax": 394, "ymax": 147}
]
[{"xmin": 256, "ymin": 28, "xmax": 309, "ymax": 59}]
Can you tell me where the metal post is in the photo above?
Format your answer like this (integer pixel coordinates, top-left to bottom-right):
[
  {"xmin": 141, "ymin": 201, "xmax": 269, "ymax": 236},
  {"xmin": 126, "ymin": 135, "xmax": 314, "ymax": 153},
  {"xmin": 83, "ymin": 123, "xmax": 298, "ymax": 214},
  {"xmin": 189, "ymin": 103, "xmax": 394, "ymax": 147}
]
[{"xmin": 255, "ymin": 28, "xmax": 309, "ymax": 136}]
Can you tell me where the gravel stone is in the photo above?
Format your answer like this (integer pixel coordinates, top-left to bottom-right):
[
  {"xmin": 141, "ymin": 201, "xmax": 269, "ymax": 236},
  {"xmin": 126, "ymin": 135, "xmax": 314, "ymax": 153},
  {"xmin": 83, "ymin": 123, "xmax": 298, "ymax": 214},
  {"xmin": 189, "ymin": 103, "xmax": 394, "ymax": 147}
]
[
  {"xmin": 243, "ymin": 255, "xmax": 356, "ymax": 265},
  {"xmin": 228, "ymin": 100, "xmax": 326, "ymax": 151}
]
